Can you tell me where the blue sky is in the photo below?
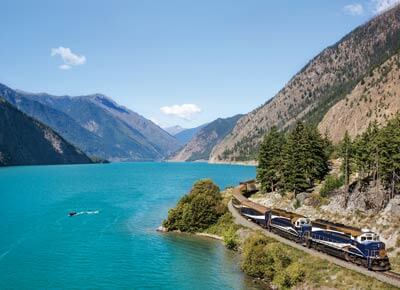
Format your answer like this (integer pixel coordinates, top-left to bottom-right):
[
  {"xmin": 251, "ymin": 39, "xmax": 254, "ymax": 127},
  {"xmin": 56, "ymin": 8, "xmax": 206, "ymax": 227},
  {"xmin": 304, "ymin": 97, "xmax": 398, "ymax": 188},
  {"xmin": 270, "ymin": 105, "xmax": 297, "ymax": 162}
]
[{"xmin": 0, "ymin": 0, "xmax": 397, "ymax": 127}]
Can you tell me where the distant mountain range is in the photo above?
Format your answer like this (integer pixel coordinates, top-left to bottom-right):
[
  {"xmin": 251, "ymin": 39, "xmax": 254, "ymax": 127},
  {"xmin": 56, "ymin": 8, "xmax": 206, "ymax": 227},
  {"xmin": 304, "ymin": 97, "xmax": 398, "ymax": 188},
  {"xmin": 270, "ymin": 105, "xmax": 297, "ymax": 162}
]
[
  {"xmin": 0, "ymin": 83, "xmax": 181, "ymax": 161},
  {"xmin": 209, "ymin": 4, "xmax": 400, "ymax": 163},
  {"xmin": 0, "ymin": 97, "xmax": 92, "ymax": 166},
  {"xmin": 170, "ymin": 115, "xmax": 242, "ymax": 161},
  {"xmin": 164, "ymin": 125, "xmax": 186, "ymax": 136},
  {"xmin": 173, "ymin": 124, "xmax": 207, "ymax": 145}
]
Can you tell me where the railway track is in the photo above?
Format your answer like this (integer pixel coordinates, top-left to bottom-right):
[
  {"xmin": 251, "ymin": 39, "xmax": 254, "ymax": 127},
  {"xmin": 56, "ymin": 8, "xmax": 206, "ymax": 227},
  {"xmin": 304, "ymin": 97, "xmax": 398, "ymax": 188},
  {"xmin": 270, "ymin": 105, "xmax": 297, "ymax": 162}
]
[
  {"xmin": 382, "ymin": 271, "xmax": 400, "ymax": 284},
  {"xmin": 228, "ymin": 194, "xmax": 400, "ymax": 288}
]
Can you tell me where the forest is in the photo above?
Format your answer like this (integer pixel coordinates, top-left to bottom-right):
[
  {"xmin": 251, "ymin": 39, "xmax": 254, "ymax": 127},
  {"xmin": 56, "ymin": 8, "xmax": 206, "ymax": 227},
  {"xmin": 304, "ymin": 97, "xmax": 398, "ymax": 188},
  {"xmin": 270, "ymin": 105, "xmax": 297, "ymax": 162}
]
[{"xmin": 257, "ymin": 115, "xmax": 400, "ymax": 201}]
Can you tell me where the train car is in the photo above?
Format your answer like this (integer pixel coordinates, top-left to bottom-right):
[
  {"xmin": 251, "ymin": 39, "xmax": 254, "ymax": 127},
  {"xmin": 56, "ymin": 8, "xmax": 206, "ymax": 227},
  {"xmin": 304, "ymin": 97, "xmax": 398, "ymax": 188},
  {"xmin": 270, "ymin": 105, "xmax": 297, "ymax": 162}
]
[
  {"xmin": 239, "ymin": 179, "xmax": 258, "ymax": 195},
  {"xmin": 266, "ymin": 208, "xmax": 312, "ymax": 244},
  {"xmin": 310, "ymin": 219, "xmax": 390, "ymax": 271},
  {"xmin": 232, "ymin": 189, "xmax": 269, "ymax": 226},
  {"xmin": 233, "ymin": 189, "xmax": 311, "ymax": 243}
]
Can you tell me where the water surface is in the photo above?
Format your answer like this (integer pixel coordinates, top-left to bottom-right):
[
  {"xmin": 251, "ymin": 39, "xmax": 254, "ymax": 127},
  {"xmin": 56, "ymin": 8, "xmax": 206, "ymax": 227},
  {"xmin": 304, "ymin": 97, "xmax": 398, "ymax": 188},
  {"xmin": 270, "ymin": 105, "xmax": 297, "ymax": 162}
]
[{"xmin": 0, "ymin": 162, "xmax": 258, "ymax": 289}]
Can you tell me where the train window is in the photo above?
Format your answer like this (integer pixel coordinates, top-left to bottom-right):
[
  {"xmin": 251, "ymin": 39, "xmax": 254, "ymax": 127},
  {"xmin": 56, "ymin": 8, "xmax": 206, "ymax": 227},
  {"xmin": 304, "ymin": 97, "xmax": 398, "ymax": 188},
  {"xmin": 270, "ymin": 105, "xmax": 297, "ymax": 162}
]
[
  {"xmin": 361, "ymin": 237, "xmax": 366, "ymax": 241},
  {"xmin": 367, "ymin": 236, "xmax": 372, "ymax": 240}
]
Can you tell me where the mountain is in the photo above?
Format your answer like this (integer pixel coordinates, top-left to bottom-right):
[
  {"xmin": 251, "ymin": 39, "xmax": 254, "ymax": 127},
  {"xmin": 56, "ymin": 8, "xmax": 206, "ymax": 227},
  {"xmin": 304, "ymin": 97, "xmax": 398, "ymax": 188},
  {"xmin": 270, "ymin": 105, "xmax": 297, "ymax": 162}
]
[
  {"xmin": 174, "ymin": 124, "xmax": 207, "ymax": 145},
  {"xmin": 0, "ymin": 83, "xmax": 181, "ymax": 161},
  {"xmin": 210, "ymin": 4, "xmax": 400, "ymax": 162},
  {"xmin": 164, "ymin": 125, "xmax": 185, "ymax": 136},
  {"xmin": 0, "ymin": 97, "xmax": 92, "ymax": 166},
  {"xmin": 319, "ymin": 50, "xmax": 400, "ymax": 143},
  {"xmin": 170, "ymin": 115, "xmax": 243, "ymax": 161}
]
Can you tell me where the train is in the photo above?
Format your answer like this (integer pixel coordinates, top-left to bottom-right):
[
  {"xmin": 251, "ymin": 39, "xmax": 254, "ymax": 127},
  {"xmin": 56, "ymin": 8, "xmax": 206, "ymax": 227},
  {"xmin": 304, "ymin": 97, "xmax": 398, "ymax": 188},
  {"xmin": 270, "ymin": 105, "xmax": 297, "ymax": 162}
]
[{"xmin": 232, "ymin": 181, "xmax": 391, "ymax": 271}]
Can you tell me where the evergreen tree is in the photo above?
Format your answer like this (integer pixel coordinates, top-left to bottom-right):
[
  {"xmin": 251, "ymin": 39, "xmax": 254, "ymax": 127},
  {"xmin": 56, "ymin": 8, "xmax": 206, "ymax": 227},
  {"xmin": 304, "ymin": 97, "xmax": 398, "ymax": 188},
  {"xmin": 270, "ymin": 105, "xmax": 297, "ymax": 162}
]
[
  {"xmin": 338, "ymin": 131, "xmax": 353, "ymax": 191},
  {"xmin": 377, "ymin": 116, "xmax": 400, "ymax": 197},
  {"xmin": 257, "ymin": 127, "xmax": 285, "ymax": 192},
  {"xmin": 282, "ymin": 122, "xmax": 329, "ymax": 195}
]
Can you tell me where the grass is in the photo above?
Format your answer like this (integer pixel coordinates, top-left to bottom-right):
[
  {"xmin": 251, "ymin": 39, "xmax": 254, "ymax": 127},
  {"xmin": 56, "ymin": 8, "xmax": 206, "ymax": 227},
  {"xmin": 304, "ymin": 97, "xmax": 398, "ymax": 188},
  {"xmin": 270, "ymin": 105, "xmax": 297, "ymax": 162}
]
[{"xmin": 390, "ymin": 254, "xmax": 400, "ymax": 273}]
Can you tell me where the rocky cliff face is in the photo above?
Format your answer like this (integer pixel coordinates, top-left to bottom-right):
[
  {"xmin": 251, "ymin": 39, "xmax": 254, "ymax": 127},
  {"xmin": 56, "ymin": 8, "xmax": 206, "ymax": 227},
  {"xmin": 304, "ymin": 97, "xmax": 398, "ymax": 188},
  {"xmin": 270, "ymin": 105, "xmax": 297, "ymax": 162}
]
[
  {"xmin": 210, "ymin": 4, "xmax": 400, "ymax": 162},
  {"xmin": 0, "ymin": 97, "xmax": 92, "ymax": 166},
  {"xmin": 170, "ymin": 115, "xmax": 242, "ymax": 161},
  {"xmin": 319, "ymin": 51, "xmax": 400, "ymax": 143}
]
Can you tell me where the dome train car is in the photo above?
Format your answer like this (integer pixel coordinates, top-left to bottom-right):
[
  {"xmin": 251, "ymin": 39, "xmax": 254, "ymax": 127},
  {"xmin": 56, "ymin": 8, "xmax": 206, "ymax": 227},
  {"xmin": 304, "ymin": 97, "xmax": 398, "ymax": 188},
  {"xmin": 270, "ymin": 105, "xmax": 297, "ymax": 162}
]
[
  {"xmin": 231, "ymin": 183, "xmax": 391, "ymax": 271},
  {"xmin": 266, "ymin": 208, "xmax": 312, "ymax": 246},
  {"xmin": 232, "ymin": 190, "xmax": 313, "ymax": 246}
]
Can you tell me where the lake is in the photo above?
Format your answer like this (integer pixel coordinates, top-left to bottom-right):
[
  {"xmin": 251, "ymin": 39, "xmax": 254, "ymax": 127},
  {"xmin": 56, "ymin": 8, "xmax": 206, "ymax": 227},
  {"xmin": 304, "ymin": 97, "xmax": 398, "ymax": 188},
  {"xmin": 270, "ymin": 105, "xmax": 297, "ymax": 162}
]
[{"xmin": 0, "ymin": 162, "xmax": 260, "ymax": 289}]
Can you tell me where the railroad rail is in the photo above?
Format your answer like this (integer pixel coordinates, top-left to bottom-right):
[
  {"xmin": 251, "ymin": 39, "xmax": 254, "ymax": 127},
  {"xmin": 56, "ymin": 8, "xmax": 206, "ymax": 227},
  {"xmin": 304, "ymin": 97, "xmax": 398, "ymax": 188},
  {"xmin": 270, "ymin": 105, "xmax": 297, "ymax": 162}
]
[{"xmin": 229, "ymin": 184, "xmax": 400, "ymax": 288}]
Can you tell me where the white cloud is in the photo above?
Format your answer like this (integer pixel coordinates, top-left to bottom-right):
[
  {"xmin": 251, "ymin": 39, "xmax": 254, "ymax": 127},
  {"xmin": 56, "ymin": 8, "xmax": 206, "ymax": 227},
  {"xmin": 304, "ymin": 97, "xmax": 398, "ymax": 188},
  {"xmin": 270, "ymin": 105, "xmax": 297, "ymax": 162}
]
[
  {"xmin": 51, "ymin": 46, "xmax": 86, "ymax": 69},
  {"xmin": 372, "ymin": 0, "xmax": 400, "ymax": 13},
  {"xmin": 59, "ymin": 64, "xmax": 71, "ymax": 70},
  {"xmin": 160, "ymin": 104, "xmax": 201, "ymax": 120},
  {"xmin": 344, "ymin": 3, "xmax": 364, "ymax": 15}
]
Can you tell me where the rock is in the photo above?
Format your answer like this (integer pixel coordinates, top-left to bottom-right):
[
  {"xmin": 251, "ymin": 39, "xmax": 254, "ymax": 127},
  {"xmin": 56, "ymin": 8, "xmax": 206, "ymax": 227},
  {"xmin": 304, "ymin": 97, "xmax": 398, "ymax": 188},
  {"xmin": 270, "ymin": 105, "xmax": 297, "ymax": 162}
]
[
  {"xmin": 156, "ymin": 225, "xmax": 168, "ymax": 232},
  {"xmin": 382, "ymin": 195, "xmax": 400, "ymax": 217},
  {"xmin": 296, "ymin": 192, "xmax": 310, "ymax": 203}
]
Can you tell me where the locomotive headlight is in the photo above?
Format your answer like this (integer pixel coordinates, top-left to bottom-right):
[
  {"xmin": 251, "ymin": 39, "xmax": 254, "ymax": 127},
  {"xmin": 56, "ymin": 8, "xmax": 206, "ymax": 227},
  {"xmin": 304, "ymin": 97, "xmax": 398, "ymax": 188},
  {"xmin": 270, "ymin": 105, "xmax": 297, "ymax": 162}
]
[{"xmin": 379, "ymin": 249, "xmax": 387, "ymax": 258}]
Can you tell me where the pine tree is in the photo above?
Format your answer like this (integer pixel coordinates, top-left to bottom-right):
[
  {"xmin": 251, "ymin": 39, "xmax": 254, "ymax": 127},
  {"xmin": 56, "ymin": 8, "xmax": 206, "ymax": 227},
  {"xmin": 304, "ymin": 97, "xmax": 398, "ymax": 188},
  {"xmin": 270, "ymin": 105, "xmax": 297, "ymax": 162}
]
[
  {"xmin": 338, "ymin": 130, "xmax": 353, "ymax": 192},
  {"xmin": 257, "ymin": 127, "xmax": 285, "ymax": 192},
  {"xmin": 282, "ymin": 122, "xmax": 329, "ymax": 195},
  {"xmin": 377, "ymin": 116, "xmax": 400, "ymax": 197}
]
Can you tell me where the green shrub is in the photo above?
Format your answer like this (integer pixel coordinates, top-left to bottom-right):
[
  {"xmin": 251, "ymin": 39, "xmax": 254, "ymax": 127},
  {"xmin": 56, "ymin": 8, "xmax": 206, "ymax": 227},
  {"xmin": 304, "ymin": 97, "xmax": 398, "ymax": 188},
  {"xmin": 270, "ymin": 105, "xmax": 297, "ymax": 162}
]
[
  {"xmin": 319, "ymin": 175, "xmax": 344, "ymax": 197},
  {"xmin": 241, "ymin": 234, "xmax": 299, "ymax": 287},
  {"xmin": 285, "ymin": 262, "xmax": 305, "ymax": 286},
  {"xmin": 206, "ymin": 213, "xmax": 240, "ymax": 250},
  {"xmin": 242, "ymin": 235, "xmax": 275, "ymax": 279},
  {"xmin": 163, "ymin": 179, "xmax": 226, "ymax": 232}
]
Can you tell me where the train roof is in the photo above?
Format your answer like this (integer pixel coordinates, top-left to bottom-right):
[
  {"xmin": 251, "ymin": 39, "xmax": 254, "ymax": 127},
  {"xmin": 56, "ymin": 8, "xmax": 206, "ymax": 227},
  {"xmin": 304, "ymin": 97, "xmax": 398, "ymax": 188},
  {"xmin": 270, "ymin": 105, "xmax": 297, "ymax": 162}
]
[
  {"xmin": 270, "ymin": 208, "xmax": 306, "ymax": 220},
  {"xmin": 239, "ymin": 179, "xmax": 256, "ymax": 185},
  {"xmin": 232, "ymin": 189, "xmax": 269, "ymax": 214},
  {"xmin": 312, "ymin": 219, "xmax": 363, "ymax": 237}
]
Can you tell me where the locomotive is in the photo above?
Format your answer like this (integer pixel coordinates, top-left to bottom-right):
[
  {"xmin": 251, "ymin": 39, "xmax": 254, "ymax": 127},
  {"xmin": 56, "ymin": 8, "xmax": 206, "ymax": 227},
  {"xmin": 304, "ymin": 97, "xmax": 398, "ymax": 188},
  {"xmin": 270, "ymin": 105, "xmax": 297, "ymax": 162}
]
[{"xmin": 232, "ymin": 183, "xmax": 390, "ymax": 271}]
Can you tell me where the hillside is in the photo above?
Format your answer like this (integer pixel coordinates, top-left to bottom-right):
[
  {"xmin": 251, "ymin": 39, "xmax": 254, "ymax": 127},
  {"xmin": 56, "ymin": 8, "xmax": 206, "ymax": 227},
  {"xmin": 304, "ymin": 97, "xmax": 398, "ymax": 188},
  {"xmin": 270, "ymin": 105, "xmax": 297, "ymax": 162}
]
[
  {"xmin": 0, "ymin": 97, "xmax": 92, "ymax": 166},
  {"xmin": 210, "ymin": 4, "xmax": 400, "ymax": 162},
  {"xmin": 319, "ymin": 51, "xmax": 400, "ymax": 143},
  {"xmin": 0, "ymin": 83, "xmax": 180, "ymax": 161},
  {"xmin": 173, "ymin": 123, "xmax": 207, "ymax": 145},
  {"xmin": 170, "ymin": 115, "xmax": 242, "ymax": 161}
]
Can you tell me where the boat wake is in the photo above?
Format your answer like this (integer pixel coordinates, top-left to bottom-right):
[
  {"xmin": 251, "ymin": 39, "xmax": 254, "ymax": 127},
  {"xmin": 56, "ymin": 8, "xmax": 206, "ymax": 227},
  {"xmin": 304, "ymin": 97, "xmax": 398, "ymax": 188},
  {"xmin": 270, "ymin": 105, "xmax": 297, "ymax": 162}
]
[{"xmin": 69, "ymin": 210, "xmax": 99, "ymax": 216}]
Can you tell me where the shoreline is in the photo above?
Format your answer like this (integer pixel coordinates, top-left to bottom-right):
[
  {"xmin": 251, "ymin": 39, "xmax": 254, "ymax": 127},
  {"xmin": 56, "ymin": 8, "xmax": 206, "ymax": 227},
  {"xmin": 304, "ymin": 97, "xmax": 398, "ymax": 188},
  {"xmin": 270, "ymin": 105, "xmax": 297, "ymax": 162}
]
[
  {"xmin": 156, "ymin": 226, "xmax": 223, "ymax": 241},
  {"xmin": 164, "ymin": 160, "xmax": 258, "ymax": 166}
]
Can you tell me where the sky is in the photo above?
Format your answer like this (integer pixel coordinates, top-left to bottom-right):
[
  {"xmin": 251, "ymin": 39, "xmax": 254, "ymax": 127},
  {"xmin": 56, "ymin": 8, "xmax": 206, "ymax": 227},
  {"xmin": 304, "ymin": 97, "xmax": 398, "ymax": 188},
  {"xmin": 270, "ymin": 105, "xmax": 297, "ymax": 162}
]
[{"xmin": 1, "ymin": 0, "xmax": 398, "ymax": 128}]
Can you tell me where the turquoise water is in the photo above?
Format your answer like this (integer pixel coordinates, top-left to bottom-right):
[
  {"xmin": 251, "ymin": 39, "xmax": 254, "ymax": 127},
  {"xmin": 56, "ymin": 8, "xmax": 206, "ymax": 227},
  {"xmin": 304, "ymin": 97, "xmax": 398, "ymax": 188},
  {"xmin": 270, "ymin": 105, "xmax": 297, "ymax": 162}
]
[{"xmin": 0, "ymin": 162, "xmax": 258, "ymax": 290}]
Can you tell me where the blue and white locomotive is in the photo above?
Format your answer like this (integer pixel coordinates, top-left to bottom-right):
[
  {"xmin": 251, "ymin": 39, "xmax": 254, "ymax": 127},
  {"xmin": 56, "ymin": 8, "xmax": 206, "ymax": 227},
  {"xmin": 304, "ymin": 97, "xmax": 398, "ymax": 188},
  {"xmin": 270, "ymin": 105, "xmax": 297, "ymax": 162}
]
[
  {"xmin": 232, "ymin": 182, "xmax": 391, "ymax": 271},
  {"xmin": 310, "ymin": 219, "xmax": 390, "ymax": 271}
]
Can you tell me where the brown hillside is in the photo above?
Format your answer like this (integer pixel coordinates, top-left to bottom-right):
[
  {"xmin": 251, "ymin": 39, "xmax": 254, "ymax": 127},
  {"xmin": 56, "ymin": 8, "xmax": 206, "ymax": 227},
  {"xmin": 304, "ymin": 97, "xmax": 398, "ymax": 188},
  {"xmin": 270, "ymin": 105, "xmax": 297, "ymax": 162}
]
[{"xmin": 319, "ymin": 52, "xmax": 400, "ymax": 143}]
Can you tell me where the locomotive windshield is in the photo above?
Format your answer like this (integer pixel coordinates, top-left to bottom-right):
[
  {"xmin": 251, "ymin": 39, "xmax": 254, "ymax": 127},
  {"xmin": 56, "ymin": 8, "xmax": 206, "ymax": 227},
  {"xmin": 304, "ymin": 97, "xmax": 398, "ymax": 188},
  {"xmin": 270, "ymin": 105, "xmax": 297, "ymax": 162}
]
[
  {"xmin": 295, "ymin": 218, "xmax": 311, "ymax": 227},
  {"xmin": 358, "ymin": 232, "xmax": 380, "ymax": 243}
]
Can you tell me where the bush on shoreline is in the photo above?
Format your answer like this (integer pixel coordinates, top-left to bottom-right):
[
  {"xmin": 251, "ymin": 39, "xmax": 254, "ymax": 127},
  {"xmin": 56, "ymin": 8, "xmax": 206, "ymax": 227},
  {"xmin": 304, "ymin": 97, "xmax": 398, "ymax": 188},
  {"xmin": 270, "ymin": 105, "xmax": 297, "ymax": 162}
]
[
  {"xmin": 205, "ymin": 213, "xmax": 240, "ymax": 250},
  {"xmin": 163, "ymin": 179, "xmax": 226, "ymax": 233},
  {"xmin": 241, "ymin": 234, "xmax": 304, "ymax": 289}
]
